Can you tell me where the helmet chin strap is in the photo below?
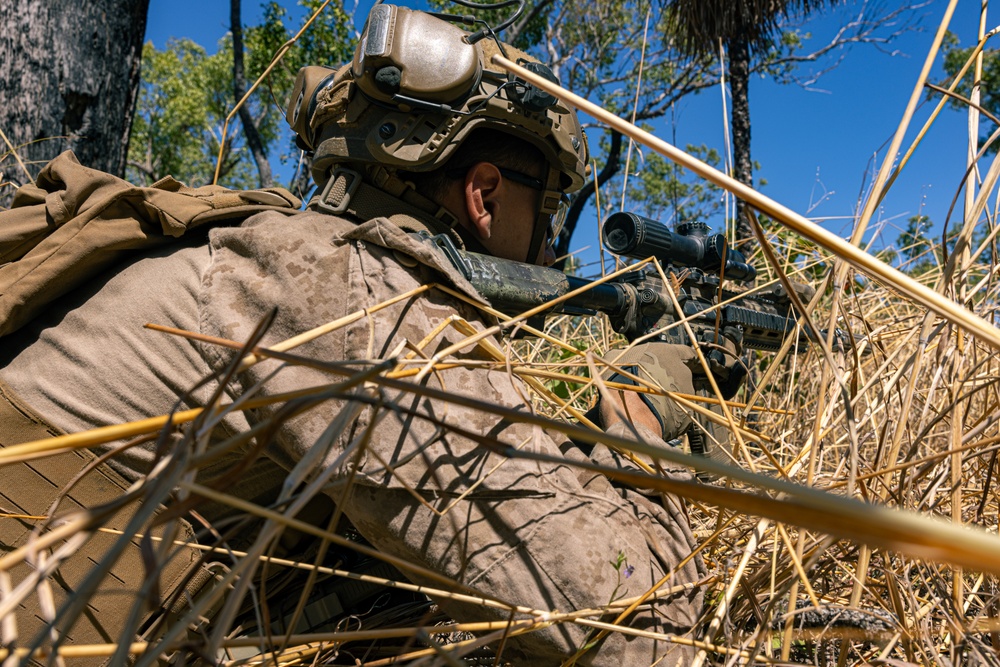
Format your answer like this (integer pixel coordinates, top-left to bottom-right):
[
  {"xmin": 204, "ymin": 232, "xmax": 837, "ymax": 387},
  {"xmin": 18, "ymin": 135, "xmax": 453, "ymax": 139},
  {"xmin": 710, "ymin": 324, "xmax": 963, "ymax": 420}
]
[
  {"xmin": 523, "ymin": 166, "xmax": 563, "ymax": 264},
  {"xmin": 524, "ymin": 209, "xmax": 550, "ymax": 265}
]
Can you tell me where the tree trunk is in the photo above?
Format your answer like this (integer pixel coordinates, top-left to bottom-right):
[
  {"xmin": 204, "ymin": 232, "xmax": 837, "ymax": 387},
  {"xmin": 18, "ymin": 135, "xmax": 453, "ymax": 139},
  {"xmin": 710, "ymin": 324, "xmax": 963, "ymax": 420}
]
[
  {"xmin": 728, "ymin": 35, "xmax": 753, "ymax": 250},
  {"xmin": 0, "ymin": 0, "xmax": 149, "ymax": 206},
  {"xmin": 231, "ymin": 0, "xmax": 273, "ymax": 188}
]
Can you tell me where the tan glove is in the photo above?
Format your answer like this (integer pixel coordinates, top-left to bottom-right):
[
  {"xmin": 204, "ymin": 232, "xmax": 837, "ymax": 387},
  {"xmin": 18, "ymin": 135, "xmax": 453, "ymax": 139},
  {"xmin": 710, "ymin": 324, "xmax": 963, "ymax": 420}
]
[
  {"xmin": 601, "ymin": 342, "xmax": 698, "ymax": 441},
  {"xmin": 601, "ymin": 342, "xmax": 737, "ymax": 478}
]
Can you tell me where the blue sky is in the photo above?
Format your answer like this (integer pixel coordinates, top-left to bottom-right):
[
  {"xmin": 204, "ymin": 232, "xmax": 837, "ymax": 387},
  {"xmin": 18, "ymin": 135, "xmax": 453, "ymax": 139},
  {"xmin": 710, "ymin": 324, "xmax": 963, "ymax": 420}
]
[{"xmin": 145, "ymin": 0, "xmax": 989, "ymax": 260}]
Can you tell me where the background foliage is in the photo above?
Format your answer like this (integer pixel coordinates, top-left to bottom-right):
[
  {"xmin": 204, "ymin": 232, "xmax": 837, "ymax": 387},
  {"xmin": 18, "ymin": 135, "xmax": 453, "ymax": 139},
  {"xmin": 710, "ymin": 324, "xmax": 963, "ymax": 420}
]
[{"xmin": 127, "ymin": 0, "xmax": 354, "ymax": 189}]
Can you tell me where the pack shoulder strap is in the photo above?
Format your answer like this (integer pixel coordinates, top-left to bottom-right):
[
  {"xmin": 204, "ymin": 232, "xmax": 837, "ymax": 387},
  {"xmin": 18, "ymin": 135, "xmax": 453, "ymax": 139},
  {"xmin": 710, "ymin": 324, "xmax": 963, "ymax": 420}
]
[{"xmin": 0, "ymin": 151, "xmax": 302, "ymax": 339}]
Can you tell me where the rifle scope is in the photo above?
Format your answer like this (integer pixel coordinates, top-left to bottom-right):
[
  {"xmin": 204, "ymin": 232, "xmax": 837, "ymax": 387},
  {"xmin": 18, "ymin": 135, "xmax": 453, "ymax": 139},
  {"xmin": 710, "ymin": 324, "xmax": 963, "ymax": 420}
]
[{"xmin": 602, "ymin": 212, "xmax": 757, "ymax": 283}]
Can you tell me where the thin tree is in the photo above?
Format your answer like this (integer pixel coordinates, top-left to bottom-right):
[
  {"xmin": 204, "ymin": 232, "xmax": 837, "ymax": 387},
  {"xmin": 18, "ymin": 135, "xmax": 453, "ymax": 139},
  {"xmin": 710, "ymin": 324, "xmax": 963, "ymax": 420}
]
[
  {"xmin": 666, "ymin": 0, "xmax": 838, "ymax": 248},
  {"xmin": 231, "ymin": 0, "xmax": 274, "ymax": 188}
]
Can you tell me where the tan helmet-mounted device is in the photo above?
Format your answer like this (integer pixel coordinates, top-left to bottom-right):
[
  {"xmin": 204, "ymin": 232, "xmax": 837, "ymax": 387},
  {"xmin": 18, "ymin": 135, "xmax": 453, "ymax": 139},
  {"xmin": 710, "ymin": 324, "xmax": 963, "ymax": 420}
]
[{"xmin": 351, "ymin": 4, "xmax": 482, "ymax": 107}]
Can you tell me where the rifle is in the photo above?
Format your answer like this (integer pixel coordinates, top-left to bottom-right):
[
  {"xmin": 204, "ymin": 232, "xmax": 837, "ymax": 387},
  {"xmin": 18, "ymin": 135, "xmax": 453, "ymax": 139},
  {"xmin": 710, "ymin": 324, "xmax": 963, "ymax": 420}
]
[{"xmin": 421, "ymin": 212, "xmax": 860, "ymax": 356}]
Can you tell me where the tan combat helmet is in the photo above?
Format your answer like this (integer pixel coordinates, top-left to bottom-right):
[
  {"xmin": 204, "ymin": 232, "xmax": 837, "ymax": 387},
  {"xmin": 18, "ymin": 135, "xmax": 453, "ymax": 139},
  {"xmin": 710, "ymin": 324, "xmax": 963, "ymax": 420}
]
[{"xmin": 286, "ymin": 2, "xmax": 589, "ymax": 263}]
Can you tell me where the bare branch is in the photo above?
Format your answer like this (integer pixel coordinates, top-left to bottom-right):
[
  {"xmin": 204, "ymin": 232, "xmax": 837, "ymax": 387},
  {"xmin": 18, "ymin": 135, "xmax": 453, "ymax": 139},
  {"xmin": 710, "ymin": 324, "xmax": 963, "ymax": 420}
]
[
  {"xmin": 753, "ymin": 1, "xmax": 930, "ymax": 90},
  {"xmin": 506, "ymin": 0, "xmax": 555, "ymax": 44}
]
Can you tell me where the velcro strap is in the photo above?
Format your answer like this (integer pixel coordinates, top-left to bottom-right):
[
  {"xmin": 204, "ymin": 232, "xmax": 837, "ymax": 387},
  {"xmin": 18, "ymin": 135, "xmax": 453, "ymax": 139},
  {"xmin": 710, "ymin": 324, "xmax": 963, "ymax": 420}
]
[
  {"xmin": 313, "ymin": 170, "xmax": 460, "ymax": 242},
  {"xmin": 208, "ymin": 192, "xmax": 244, "ymax": 209}
]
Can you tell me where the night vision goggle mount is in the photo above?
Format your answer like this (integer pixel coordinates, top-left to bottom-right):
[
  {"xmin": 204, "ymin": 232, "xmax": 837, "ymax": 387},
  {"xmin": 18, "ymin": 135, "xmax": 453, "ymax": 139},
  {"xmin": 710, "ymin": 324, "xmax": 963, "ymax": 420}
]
[
  {"xmin": 288, "ymin": 2, "xmax": 565, "ymax": 144},
  {"xmin": 351, "ymin": 2, "xmax": 560, "ymax": 116}
]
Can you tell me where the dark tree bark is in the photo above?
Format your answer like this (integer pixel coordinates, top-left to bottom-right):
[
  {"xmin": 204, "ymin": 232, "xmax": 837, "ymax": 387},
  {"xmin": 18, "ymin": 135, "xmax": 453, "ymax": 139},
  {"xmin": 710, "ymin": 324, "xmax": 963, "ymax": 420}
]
[
  {"xmin": 554, "ymin": 129, "xmax": 624, "ymax": 271},
  {"xmin": 0, "ymin": 0, "xmax": 149, "ymax": 205},
  {"xmin": 728, "ymin": 35, "xmax": 753, "ymax": 249},
  {"xmin": 231, "ymin": 0, "xmax": 273, "ymax": 188}
]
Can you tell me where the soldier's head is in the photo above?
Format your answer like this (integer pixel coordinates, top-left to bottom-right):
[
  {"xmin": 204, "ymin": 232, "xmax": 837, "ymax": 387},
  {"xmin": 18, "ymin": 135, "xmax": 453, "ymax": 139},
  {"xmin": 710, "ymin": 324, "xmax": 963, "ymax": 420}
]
[{"xmin": 286, "ymin": 3, "xmax": 588, "ymax": 264}]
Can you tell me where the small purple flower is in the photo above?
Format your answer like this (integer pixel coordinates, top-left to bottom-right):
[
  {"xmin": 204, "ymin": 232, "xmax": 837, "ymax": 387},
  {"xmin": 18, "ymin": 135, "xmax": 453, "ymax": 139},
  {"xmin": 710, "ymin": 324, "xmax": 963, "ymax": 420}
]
[{"xmin": 623, "ymin": 564, "xmax": 635, "ymax": 579}]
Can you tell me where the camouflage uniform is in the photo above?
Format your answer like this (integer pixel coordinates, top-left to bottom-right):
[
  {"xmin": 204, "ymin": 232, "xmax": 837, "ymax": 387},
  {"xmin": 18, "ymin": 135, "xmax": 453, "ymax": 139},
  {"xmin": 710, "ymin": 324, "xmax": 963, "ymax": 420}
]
[{"xmin": 0, "ymin": 207, "xmax": 706, "ymax": 665}]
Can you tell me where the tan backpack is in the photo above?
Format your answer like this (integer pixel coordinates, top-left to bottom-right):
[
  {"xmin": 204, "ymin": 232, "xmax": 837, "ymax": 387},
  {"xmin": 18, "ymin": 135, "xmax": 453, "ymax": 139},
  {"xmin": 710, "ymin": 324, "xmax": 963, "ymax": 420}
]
[
  {"xmin": 0, "ymin": 151, "xmax": 301, "ymax": 338},
  {"xmin": 0, "ymin": 152, "xmax": 303, "ymax": 663}
]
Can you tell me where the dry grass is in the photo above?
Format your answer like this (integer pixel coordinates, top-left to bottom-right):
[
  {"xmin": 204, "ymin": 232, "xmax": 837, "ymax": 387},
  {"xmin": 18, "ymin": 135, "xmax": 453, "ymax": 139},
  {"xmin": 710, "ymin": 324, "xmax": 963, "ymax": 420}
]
[
  {"xmin": 4, "ymin": 222, "xmax": 1000, "ymax": 665},
  {"xmin": 5, "ymin": 2, "xmax": 1000, "ymax": 666}
]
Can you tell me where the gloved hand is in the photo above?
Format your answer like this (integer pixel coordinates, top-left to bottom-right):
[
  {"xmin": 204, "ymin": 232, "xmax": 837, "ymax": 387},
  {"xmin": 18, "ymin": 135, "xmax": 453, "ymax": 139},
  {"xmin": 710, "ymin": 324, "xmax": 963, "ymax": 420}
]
[
  {"xmin": 600, "ymin": 342, "xmax": 698, "ymax": 442},
  {"xmin": 698, "ymin": 333, "xmax": 747, "ymax": 401},
  {"xmin": 599, "ymin": 341, "xmax": 741, "ymax": 475}
]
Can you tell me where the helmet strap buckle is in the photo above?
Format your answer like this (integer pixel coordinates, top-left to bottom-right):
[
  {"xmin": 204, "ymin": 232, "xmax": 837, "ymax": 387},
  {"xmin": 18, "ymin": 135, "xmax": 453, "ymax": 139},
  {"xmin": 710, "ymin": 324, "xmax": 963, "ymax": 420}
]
[
  {"xmin": 315, "ymin": 167, "xmax": 362, "ymax": 215},
  {"xmin": 433, "ymin": 206, "xmax": 459, "ymax": 230},
  {"xmin": 371, "ymin": 165, "xmax": 459, "ymax": 229}
]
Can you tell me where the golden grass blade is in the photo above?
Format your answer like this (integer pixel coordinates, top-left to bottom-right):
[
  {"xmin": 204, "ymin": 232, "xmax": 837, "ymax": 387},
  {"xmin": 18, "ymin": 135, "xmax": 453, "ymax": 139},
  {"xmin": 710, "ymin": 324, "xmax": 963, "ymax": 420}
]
[
  {"xmin": 0, "ymin": 124, "xmax": 31, "ymax": 182},
  {"xmin": 618, "ymin": 8, "xmax": 652, "ymax": 212},
  {"xmin": 17, "ymin": 322, "xmax": 1000, "ymax": 579},
  {"xmin": 851, "ymin": 0, "xmax": 959, "ymax": 247},
  {"xmin": 491, "ymin": 54, "xmax": 1000, "ymax": 352}
]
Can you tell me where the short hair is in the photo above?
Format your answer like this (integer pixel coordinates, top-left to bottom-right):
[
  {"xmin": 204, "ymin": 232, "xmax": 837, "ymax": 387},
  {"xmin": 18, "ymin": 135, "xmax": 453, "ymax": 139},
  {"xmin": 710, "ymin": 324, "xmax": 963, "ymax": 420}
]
[{"xmin": 404, "ymin": 129, "xmax": 545, "ymax": 201}]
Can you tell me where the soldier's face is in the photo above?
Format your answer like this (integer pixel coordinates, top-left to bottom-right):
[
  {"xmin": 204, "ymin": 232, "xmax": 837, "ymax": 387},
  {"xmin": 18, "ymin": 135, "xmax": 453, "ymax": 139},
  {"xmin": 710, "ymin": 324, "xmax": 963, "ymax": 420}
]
[
  {"xmin": 443, "ymin": 161, "xmax": 555, "ymax": 265},
  {"xmin": 491, "ymin": 173, "xmax": 553, "ymax": 265}
]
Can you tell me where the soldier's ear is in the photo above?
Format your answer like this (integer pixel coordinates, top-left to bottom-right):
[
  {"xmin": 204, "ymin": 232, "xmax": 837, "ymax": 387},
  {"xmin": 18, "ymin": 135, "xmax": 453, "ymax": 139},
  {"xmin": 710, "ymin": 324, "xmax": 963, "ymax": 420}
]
[{"xmin": 463, "ymin": 162, "xmax": 502, "ymax": 239}]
